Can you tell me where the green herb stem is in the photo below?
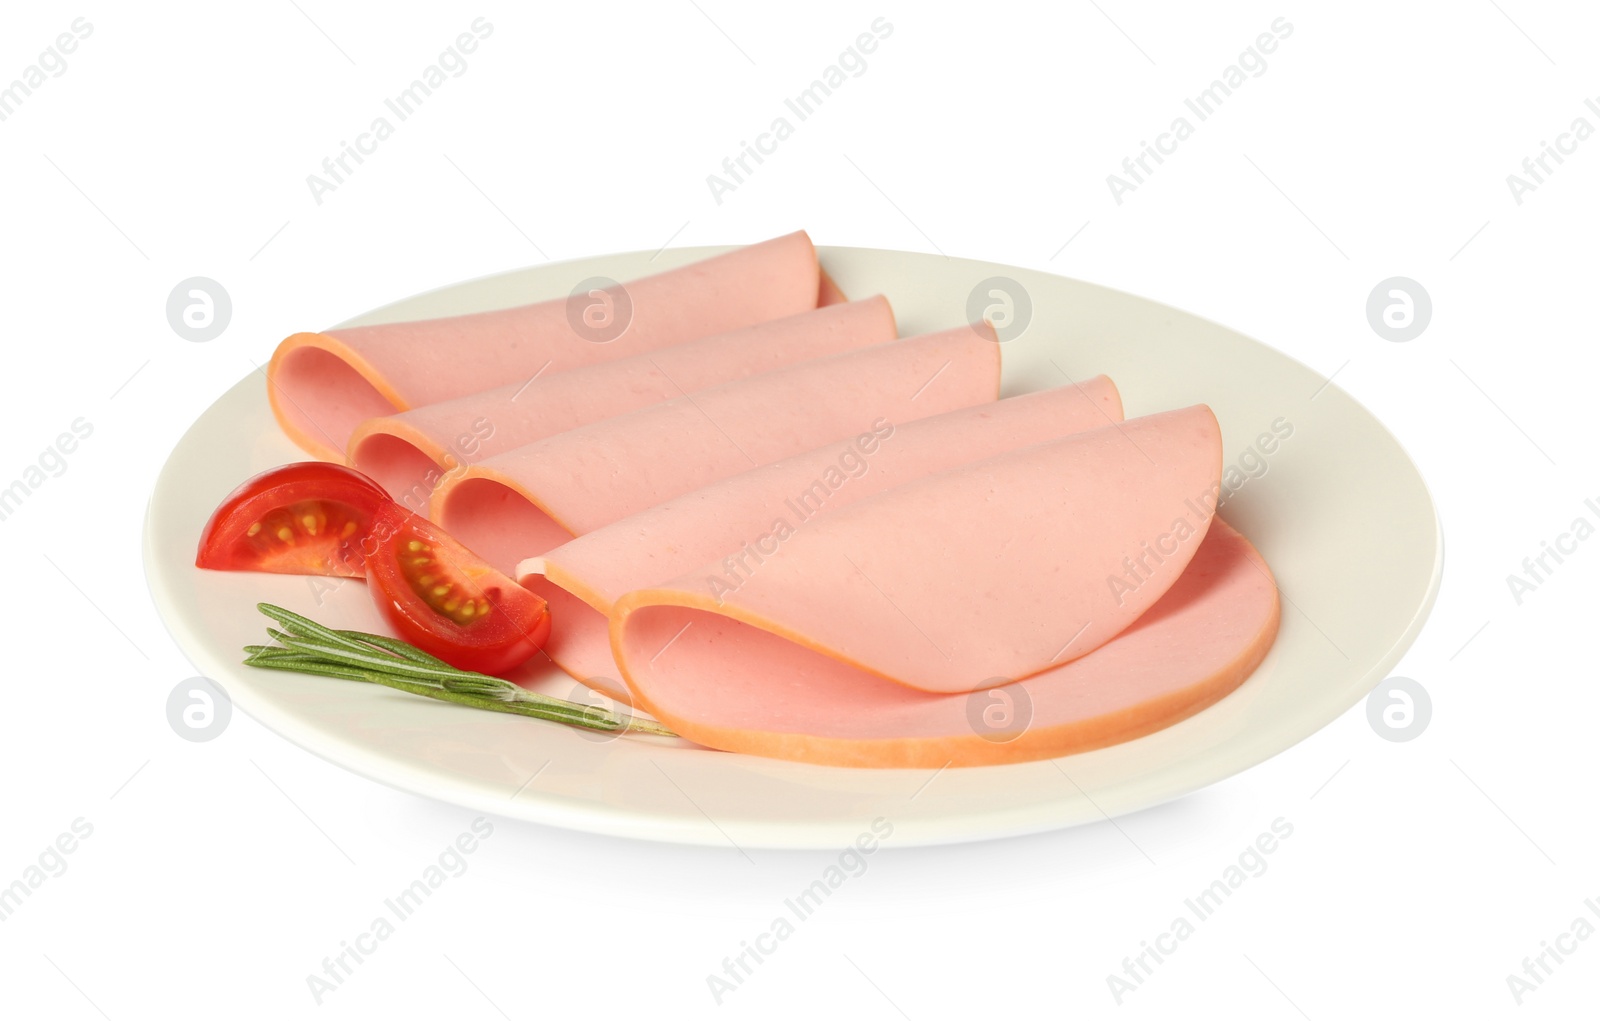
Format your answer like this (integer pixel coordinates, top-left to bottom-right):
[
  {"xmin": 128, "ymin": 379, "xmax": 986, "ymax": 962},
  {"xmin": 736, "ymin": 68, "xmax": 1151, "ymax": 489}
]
[{"xmin": 243, "ymin": 604, "xmax": 676, "ymax": 739}]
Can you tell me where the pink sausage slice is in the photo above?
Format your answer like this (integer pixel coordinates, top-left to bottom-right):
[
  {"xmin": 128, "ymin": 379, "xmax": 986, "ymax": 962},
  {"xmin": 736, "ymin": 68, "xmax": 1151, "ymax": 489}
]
[
  {"xmin": 518, "ymin": 380, "xmax": 1125, "ymax": 702},
  {"xmin": 269, "ymin": 231, "xmax": 822, "ymax": 460},
  {"xmin": 346, "ymin": 297, "xmax": 897, "ymax": 510},
  {"xmin": 612, "ymin": 520, "xmax": 1278, "ymax": 768},
  {"xmin": 611, "ymin": 406, "xmax": 1224, "ymax": 695},
  {"xmin": 431, "ymin": 324, "xmax": 1002, "ymax": 574}
]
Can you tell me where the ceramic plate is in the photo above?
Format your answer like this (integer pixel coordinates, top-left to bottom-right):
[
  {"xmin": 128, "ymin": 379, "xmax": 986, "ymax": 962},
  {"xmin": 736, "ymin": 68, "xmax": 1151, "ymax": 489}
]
[{"xmin": 144, "ymin": 244, "xmax": 1442, "ymax": 849}]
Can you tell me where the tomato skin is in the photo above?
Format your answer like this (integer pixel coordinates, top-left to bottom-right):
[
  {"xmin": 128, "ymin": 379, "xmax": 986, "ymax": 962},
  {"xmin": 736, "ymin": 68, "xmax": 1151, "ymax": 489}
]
[
  {"xmin": 364, "ymin": 503, "xmax": 551, "ymax": 675},
  {"xmin": 196, "ymin": 462, "xmax": 392, "ymax": 577}
]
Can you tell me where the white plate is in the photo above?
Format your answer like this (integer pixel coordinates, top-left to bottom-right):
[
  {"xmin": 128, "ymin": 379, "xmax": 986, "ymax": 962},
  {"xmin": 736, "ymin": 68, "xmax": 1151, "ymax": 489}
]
[{"xmin": 144, "ymin": 244, "xmax": 1442, "ymax": 849}]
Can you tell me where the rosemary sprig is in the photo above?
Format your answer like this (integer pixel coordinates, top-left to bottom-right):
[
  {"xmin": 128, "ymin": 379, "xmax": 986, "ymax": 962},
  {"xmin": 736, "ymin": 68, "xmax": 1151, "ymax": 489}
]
[{"xmin": 243, "ymin": 603, "xmax": 675, "ymax": 738}]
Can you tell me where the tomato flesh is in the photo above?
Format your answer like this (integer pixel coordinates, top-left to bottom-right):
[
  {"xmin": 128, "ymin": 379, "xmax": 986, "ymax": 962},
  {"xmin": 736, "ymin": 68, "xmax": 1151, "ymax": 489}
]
[
  {"xmin": 365, "ymin": 503, "xmax": 551, "ymax": 674},
  {"xmin": 196, "ymin": 462, "xmax": 392, "ymax": 577}
]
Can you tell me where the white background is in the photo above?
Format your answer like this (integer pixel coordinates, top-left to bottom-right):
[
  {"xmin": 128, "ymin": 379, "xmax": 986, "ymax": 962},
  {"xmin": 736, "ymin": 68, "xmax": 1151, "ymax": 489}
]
[{"xmin": 1, "ymin": 1, "xmax": 1596, "ymax": 1017}]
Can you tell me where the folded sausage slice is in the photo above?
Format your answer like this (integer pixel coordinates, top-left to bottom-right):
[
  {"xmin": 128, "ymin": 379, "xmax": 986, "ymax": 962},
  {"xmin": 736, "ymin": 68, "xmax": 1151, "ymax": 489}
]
[
  {"xmin": 517, "ymin": 380, "xmax": 1124, "ymax": 702},
  {"xmin": 269, "ymin": 231, "xmax": 823, "ymax": 460},
  {"xmin": 612, "ymin": 520, "xmax": 1277, "ymax": 768},
  {"xmin": 346, "ymin": 297, "xmax": 897, "ymax": 507},
  {"xmin": 431, "ymin": 324, "xmax": 1002, "ymax": 573},
  {"xmin": 612, "ymin": 406, "xmax": 1223, "ymax": 696}
]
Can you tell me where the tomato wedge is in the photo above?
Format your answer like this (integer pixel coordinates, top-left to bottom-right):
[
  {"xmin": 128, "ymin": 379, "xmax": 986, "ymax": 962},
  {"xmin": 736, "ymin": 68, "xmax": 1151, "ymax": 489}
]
[
  {"xmin": 196, "ymin": 462, "xmax": 392, "ymax": 578},
  {"xmin": 364, "ymin": 503, "xmax": 551, "ymax": 674}
]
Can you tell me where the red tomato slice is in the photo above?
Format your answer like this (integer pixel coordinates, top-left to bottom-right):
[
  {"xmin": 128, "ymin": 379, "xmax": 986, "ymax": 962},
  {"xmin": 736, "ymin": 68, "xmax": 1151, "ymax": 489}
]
[
  {"xmin": 196, "ymin": 462, "xmax": 392, "ymax": 578},
  {"xmin": 365, "ymin": 503, "xmax": 551, "ymax": 675}
]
